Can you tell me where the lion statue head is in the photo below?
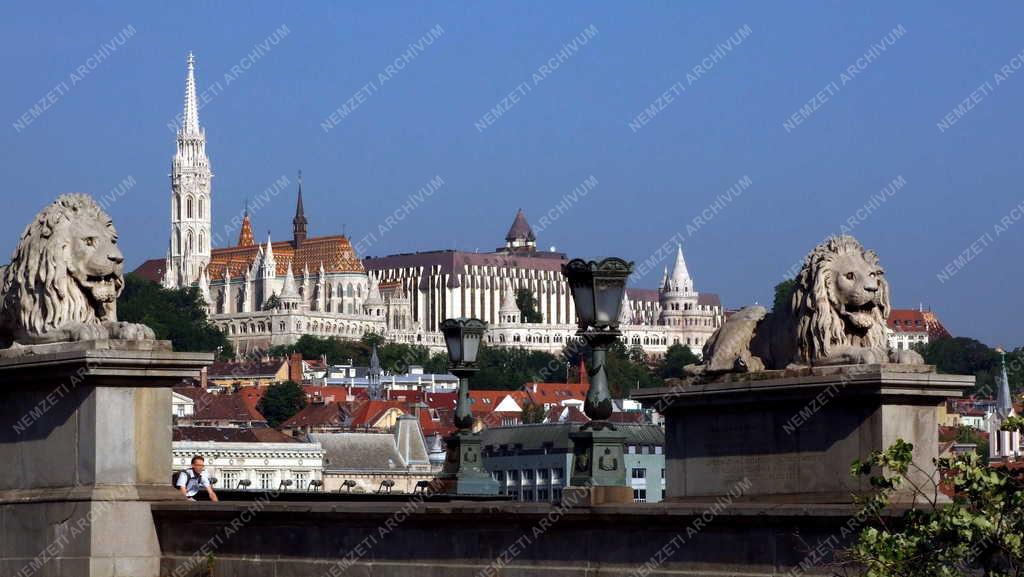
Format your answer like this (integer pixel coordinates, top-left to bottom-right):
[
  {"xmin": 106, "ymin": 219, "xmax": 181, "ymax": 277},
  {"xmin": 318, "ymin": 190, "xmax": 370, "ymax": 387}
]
[
  {"xmin": 1, "ymin": 194, "xmax": 153, "ymax": 348},
  {"xmin": 791, "ymin": 235, "xmax": 891, "ymax": 365}
]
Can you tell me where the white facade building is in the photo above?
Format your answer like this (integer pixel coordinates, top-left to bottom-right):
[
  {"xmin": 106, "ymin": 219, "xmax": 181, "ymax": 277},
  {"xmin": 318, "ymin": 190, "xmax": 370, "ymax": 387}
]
[
  {"xmin": 172, "ymin": 438, "xmax": 325, "ymax": 491},
  {"xmin": 137, "ymin": 54, "xmax": 725, "ymax": 357}
]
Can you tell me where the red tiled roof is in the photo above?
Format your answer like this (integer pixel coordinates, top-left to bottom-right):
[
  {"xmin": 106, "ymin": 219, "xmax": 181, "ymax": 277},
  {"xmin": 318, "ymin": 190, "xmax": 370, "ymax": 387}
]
[
  {"xmin": 132, "ymin": 258, "xmax": 167, "ymax": 284},
  {"xmin": 194, "ymin": 393, "xmax": 267, "ymax": 424},
  {"xmin": 545, "ymin": 405, "xmax": 589, "ymax": 424},
  {"xmin": 525, "ymin": 382, "xmax": 588, "ymax": 406},
  {"xmin": 888, "ymin": 309, "xmax": 952, "ymax": 339},
  {"xmin": 209, "ymin": 234, "xmax": 364, "ymax": 279},
  {"xmin": 349, "ymin": 399, "xmax": 407, "ymax": 428},
  {"xmin": 282, "ymin": 401, "xmax": 350, "ymax": 429}
]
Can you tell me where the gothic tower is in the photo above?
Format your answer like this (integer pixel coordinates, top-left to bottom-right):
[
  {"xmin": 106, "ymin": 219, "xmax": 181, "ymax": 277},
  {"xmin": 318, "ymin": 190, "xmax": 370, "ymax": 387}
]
[
  {"xmin": 658, "ymin": 245, "xmax": 698, "ymax": 327},
  {"xmin": 165, "ymin": 52, "xmax": 213, "ymax": 288},
  {"xmin": 293, "ymin": 170, "xmax": 308, "ymax": 246}
]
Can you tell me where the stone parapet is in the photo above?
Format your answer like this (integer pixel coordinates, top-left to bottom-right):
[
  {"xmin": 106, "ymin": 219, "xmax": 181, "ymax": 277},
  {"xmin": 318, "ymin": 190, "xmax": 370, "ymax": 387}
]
[{"xmin": 632, "ymin": 364, "xmax": 973, "ymax": 503}]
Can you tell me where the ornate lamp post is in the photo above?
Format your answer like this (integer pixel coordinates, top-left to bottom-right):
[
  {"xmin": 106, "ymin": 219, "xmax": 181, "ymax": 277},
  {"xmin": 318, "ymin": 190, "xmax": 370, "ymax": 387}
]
[
  {"xmin": 434, "ymin": 318, "xmax": 499, "ymax": 495},
  {"xmin": 562, "ymin": 257, "xmax": 634, "ymax": 497}
]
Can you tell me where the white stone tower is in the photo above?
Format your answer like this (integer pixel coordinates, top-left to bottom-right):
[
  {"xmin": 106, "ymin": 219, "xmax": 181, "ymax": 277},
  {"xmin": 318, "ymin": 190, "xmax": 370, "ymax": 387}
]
[
  {"xmin": 165, "ymin": 52, "xmax": 213, "ymax": 288},
  {"xmin": 658, "ymin": 245, "xmax": 698, "ymax": 327}
]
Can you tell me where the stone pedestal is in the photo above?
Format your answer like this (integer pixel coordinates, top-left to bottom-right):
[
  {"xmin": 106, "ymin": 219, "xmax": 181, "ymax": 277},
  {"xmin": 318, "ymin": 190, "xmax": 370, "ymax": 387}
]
[
  {"xmin": 0, "ymin": 340, "xmax": 212, "ymax": 577},
  {"xmin": 435, "ymin": 431, "xmax": 499, "ymax": 496},
  {"xmin": 633, "ymin": 364, "xmax": 973, "ymax": 504},
  {"xmin": 567, "ymin": 425, "xmax": 632, "ymax": 504}
]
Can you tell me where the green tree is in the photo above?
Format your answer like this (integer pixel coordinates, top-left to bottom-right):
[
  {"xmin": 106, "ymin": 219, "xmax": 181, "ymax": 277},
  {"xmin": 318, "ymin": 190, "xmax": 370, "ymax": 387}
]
[
  {"xmin": 562, "ymin": 340, "xmax": 663, "ymax": 396},
  {"xmin": 916, "ymin": 337, "xmax": 1001, "ymax": 396},
  {"xmin": 468, "ymin": 345, "xmax": 563, "ymax": 390},
  {"xmin": 269, "ymin": 334, "xmax": 368, "ymax": 366},
  {"xmin": 520, "ymin": 402, "xmax": 546, "ymax": 424},
  {"xmin": 843, "ymin": 430, "xmax": 1024, "ymax": 576},
  {"xmin": 117, "ymin": 273, "xmax": 234, "ymax": 360},
  {"xmin": 257, "ymin": 381, "xmax": 307, "ymax": 428},
  {"xmin": 657, "ymin": 343, "xmax": 701, "ymax": 379},
  {"xmin": 515, "ymin": 288, "xmax": 543, "ymax": 323},
  {"xmin": 773, "ymin": 279, "xmax": 796, "ymax": 314}
]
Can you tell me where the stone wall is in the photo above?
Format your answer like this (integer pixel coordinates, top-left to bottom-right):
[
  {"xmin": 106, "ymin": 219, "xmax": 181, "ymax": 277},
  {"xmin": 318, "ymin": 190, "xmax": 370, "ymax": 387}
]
[{"xmin": 153, "ymin": 499, "xmax": 877, "ymax": 576}]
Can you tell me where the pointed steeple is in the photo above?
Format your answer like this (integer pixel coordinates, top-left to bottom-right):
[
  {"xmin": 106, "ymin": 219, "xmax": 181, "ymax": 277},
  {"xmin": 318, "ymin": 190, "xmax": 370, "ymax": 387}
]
[
  {"xmin": 281, "ymin": 261, "xmax": 299, "ymax": 299},
  {"xmin": 618, "ymin": 289, "xmax": 632, "ymax": 325},
  {"xmin": 264, "ymin": 232, "xmax": 275, "ymax": 262},
  {"xmin": 669, "ymin": 244, "xmax": 692, "ymax": 293},
  {"xmin": 198, "ymin": 266, "xmax": 211, "ymax": 305},
  {"xmin": 997, "ymin": 348, "xmax": 1014, "ymax": 418},
  {"xmin": 238, "ymin": 200, "xmax": 255, "ymax": 247},
  {"xmin": 364, "ymin": 275, "xmax": 384, "ymax": 307},
  {"xmin": 367, "ymin": 344, "xmax": 383, "ymax": 400},
  {"xmin": 293, "ymin": 170, "xmax": 308, "ymax": 245},
  {"xmin": 183, "ymin": 52, "xmax": 200, "ymax": 135},
  {"xmin": 499, "ymin": 280, "xmax": 520, "ymax": 325},
  {"xmin": 504, "ymin": 209, "xmax": 537, "ymax": 253}
]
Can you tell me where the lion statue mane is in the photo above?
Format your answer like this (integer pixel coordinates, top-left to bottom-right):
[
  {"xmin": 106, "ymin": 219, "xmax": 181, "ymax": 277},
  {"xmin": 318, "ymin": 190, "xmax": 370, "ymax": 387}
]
[
  {"xmin": 0, "ymin": 194, "xmax": 154, "ymax": 348},
  {"xmin": 688, "ymin": 235, "xmax": 922, "ymax": 375}
]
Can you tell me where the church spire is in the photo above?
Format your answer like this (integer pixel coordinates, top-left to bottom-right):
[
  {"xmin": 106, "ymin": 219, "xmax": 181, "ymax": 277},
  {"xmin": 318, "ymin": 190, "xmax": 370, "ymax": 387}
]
[
  {"xmin": 238, "ymin": 199, "xmax": 254, "ymax": 247},
  {"xmin": 293, "ymin": 170, "xmax": 308, "ymax": 245},
  {"xmin": 183, "ymin": 52, "xmax": 200, "ymax": 135}
]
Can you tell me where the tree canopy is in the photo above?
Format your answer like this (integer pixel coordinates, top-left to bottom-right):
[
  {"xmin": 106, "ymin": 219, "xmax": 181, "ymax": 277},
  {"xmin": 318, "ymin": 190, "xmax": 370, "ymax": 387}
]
[
  {"xmin": 656, "ymin": 343, "xmax": 701, "ymax": 379},
  {"xmin": 843, "ymin": 428, "xmax": 1024, "ymax": 576},
  {"xmin": 916, "ymin": 337, "xmax": 1023, "ymax": 396},
  {"xmin": 515, "ymin": 288, "xmax": 544, "ymax": 323},
  {"xmin": 257, "ymin": 381, "xmax": 307, "ymax": 428},
  {"xmin": 773, "ymin": 279, "xmax": 796, "ymax": 314},
  {"xmin": 561, "ymin": 340, "xmax": 663, "ymax": 396},
  {"xmin": 117, "ymin": 273, "xmax": 234, "ymax": 360}
]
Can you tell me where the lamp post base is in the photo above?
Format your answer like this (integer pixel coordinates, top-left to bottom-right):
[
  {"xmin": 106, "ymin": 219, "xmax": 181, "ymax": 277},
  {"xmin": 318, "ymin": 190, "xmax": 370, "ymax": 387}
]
[
  {"xmin": 435, "ymin": 431, "xmax": 499, "ymax": 496},
  {"xmin": 569, "ymin": 424, "xmax": 628, "ymax": 497}
]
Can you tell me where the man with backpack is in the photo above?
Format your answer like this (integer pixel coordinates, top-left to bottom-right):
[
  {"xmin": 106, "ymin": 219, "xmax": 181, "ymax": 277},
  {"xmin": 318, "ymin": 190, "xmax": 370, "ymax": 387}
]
[{"xmin": 175, "ymin": 455, "xmax": 219, "ymax": 501}]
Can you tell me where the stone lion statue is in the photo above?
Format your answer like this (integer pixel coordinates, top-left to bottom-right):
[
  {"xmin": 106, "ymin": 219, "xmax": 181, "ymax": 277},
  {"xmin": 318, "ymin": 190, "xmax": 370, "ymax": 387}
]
[
  {"xmin": 688, "ymin": 235, "xmax": 922, "ymax": 375},
  {"xmin": 0, "ymin": 194, "xmax": 155, "ymax": 348}
]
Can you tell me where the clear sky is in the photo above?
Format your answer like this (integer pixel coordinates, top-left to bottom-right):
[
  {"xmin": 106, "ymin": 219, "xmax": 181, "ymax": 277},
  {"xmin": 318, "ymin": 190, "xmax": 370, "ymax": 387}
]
[{"xmin": 1, "ymin": 2, "xmax": 1021, "ymax": 347}]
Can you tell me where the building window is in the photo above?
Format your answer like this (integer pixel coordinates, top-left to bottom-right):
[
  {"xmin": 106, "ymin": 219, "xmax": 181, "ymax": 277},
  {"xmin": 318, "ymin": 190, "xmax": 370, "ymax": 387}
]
[
  {"xmin": 538, "ymin": 488, "xmax": 549, "ymax": 501},
  {"xmin": 631, "ymin": 468, "xmax": 646, "ymax": 480},
  {"xmin": 551, "ymin": 468, "xmax": 564, "ymax": 484},
  {"xmin": 522, "ymin": 489, "xmax": 534, "ymax": 501},
  {"xmin": 293, "ymin": 471, "xmax": 309, "ymax": 490},
  {"xmin": 633, "ymin": 489, "xmax": 647, "ymax": 503},
  {"xmin": 222, "ymin": 470, "xmax": 241, "ymax": 488},
  {"xmin": 258, "ymin": 471, "xmax": 273, "ymax": 490},
  {"xmin": 523, "ymin": 469, "xmax": 534, "ymax": 482},
  {"xmin": 537, "ymin": 469, "xmax": 548, "ymax": 482}
]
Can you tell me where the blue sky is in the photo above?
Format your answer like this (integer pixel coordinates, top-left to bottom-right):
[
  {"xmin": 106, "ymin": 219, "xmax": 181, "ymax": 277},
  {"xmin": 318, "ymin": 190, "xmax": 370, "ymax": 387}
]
[{"xmin": 1, "ymin": 2, "xmax": 1021, "ymax": 347}]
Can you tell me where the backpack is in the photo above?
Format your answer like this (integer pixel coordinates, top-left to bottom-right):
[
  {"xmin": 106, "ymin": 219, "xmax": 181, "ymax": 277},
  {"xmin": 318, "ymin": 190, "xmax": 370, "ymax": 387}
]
[{"xmin": 172, "ymin": 468, "xmax": 196, "ymax": 488}]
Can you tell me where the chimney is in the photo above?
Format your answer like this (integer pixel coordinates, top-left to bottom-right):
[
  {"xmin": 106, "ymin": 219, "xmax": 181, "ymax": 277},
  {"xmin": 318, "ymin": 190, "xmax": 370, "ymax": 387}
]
[
  {"xmin": 289, "ymin": 352, "xmax": 303, "ymax": 383},
  {"xmin": 200, "ymin": 366, "xmax": 208, "ymax": 389}
]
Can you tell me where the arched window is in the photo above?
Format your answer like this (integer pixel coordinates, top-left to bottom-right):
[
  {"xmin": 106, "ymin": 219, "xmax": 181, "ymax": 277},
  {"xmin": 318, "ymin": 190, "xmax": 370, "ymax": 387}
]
[
  {"xmin": 199, "ymin": 232, "xmax": 206, "ymax": 253},
  {"xmin": 198, "ymin": 196, "xmax": 205, "ymax": 219},
  {"xmin": 174, "ymin": 228, "xmax": 181, "ymax": 253},
  {"xmin": 175, "ymin": 195, "xmax": 181, "ymax": 220},
  {"xmin": 187, "ymin": 196, "xmax": 194, "ymax": 219},
  {"xmin": 186, "ymin": 231, "xmax": 194, "ymax": 254},
  {"xmin": 346, "ymin": 283, "xmax": 354, "ymax": 297}
]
